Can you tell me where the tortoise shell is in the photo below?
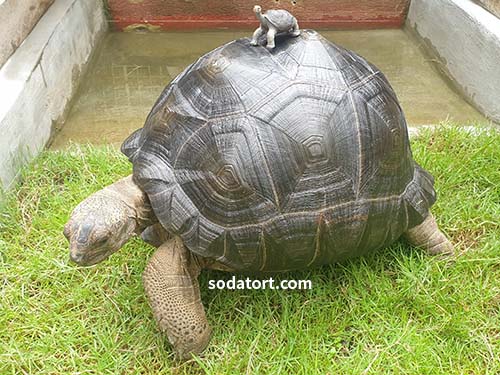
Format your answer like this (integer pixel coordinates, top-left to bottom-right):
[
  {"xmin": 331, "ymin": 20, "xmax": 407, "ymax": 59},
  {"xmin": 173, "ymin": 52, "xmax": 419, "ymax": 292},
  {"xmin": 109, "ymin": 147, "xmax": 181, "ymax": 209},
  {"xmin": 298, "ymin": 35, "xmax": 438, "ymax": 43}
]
[
  {"xmin": 263, "ymin": 9, "xmax": 296, "ymax": 31},
  {"xmin": 122, "ymin": 30, "xmax": 436, "ymax": 272}
]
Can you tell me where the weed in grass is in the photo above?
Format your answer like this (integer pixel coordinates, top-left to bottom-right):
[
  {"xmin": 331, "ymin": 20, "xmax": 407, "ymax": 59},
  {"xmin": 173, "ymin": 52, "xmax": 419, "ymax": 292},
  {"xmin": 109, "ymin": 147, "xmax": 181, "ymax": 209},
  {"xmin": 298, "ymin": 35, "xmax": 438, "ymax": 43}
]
[{"xmin": 0, "ymin": 125, "xmax": 499, "ymax": 374}]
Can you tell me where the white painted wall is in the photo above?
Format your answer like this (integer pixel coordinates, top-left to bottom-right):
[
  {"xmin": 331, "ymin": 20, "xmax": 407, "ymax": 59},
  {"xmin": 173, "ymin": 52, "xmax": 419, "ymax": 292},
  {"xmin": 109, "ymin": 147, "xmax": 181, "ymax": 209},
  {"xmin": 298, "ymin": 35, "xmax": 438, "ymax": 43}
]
[
  {"xmin": 407, "ymin": 0, "xmax": 500, "ymax": 124},
  {"xmin": 0, "ymin": 0, "xmax": 107, "ymax": 191}
]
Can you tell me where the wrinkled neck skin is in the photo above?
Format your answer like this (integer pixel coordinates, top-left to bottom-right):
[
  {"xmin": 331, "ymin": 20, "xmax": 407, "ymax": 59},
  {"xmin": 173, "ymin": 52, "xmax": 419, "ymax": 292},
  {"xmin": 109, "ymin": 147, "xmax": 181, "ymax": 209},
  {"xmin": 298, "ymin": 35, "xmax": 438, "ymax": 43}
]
[
  {"xmin": 255, "ymin": 10, "xmax": 267, "ymax": 27},
  {"xmin": 103, "ymin": 175, "xmax": 156, "ymax": 233}
]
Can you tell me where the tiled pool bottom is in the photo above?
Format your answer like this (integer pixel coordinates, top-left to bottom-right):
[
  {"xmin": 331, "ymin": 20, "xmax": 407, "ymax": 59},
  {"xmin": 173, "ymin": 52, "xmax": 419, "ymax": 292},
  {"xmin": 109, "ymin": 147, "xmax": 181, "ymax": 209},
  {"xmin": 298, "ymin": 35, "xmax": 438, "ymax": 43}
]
[{"xmin": 50, "ymin": 29, "xmax": 487, "ymax": 149}]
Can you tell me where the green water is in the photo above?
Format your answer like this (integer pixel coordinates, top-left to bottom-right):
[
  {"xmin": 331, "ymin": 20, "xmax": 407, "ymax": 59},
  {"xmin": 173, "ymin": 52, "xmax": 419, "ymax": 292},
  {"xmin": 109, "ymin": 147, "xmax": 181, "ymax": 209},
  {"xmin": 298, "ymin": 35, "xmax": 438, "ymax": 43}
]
[{"xmin": 50, "ymin": 29, "xmax": 487, "ymax": 149}]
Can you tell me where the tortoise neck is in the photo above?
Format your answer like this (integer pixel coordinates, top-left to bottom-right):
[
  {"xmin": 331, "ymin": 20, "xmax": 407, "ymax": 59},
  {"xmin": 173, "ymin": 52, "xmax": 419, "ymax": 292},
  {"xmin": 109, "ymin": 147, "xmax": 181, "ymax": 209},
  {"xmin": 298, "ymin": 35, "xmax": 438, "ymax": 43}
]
[
  {"xmin": 104, "ymin": 175, "xmax": 156, "ymax": 231},
  {"xmin": 255, "ymin": 11, "xmax": 265, "ymax": 24}
]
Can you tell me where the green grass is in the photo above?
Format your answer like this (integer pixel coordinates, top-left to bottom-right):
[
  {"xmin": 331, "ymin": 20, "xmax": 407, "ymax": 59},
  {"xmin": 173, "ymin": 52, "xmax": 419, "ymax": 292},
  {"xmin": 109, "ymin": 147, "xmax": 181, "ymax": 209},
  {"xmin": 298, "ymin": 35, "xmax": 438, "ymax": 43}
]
[{"xmin": 0, "ymin": 125, "xmax": 499, "ymax": 374}]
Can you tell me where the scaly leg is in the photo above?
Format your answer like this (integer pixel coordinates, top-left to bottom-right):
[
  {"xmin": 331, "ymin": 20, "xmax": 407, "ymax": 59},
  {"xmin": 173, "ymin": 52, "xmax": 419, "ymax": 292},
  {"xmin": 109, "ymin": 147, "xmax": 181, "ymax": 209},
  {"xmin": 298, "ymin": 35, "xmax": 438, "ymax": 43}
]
[
  {"xmin": 142, "ymin": 236, "xmax": 212, "ymax": 359},
  {"xmin": 251, "ymin": 27, "xmax": 265, "ymax": 46},
  {"xmin": 404, "ymin": 213, "xmax": 453, "ymax": 256}
]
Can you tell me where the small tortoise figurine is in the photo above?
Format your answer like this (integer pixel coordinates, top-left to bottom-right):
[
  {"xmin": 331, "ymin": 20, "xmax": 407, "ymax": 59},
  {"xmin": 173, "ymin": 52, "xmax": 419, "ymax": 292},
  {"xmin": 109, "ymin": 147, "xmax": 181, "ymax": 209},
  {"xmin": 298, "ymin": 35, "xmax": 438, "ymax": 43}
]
[
  {"xmin": 250, "ymin": 5, "xmax": 300, "ymax": 49},
  {"xmin": 64, "ymin": 29, "xmax": 453, "ymax": 359}
]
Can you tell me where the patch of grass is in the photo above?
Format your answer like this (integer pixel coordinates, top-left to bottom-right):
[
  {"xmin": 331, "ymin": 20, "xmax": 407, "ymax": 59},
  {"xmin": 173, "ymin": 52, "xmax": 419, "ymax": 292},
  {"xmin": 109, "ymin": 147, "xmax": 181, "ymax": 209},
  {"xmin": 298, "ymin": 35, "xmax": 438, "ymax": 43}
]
[{"xmin": 0, "ymin": 126, "xmax": 499, "ymax": 374}]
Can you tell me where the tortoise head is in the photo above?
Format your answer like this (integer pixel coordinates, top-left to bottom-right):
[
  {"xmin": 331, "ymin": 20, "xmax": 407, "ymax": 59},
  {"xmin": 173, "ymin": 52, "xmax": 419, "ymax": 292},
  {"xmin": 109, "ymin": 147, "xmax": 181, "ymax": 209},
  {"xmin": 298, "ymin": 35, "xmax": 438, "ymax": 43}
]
[
  {"xmin": 64, "ymin": 193, "xmax": 137, "ymax": 266},
  {"xmin": 253, "ymin": 5, "xmax": 262, "ymax": 14}
]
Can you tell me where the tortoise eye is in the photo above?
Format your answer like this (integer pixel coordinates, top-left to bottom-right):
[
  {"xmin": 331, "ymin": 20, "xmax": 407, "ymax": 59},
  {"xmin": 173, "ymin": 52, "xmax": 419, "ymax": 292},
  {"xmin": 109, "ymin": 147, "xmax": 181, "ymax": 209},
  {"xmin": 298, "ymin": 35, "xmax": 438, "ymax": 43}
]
[{"xmin": 94, "ymin": 236, "xmax": 108, "ymax": 247}]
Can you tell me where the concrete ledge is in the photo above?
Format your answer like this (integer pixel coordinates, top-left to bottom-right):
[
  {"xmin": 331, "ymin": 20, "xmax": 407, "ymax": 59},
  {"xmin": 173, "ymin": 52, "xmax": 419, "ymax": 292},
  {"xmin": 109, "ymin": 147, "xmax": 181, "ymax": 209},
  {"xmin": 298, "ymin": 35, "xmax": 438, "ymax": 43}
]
[
  {"xmin": 0, "ymin": 0, "xmax": 106, "ymax": 191},
  {"xmin": 0, "ymin": 0, "xmax": 55, "ymax": 69},
  {"xmin": 473, "ymin": 0, "xmax": 500, "ymax": 18},
  {"xmin": 407, "ymin": 0, "xmax": 500, "ymax": 123}
]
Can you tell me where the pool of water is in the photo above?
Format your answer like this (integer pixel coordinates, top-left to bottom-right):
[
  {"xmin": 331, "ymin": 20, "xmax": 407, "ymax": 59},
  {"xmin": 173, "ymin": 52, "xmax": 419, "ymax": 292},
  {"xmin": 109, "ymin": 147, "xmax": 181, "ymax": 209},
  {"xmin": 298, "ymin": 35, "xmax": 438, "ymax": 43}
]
[{"xmin": 50, "ymin": 29, "xmax": 487, "ymax": 149}]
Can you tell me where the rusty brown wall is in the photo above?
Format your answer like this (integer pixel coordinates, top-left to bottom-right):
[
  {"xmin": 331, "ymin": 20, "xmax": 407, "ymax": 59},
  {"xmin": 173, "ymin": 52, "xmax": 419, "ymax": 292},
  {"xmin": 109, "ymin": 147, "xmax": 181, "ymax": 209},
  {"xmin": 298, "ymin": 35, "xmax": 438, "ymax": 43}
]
[
  {"xmin": 0, "ymin": 0, "xmax": 55, "ymax": 68},
  {"xmin": 106, "ymin": 0, "xmax": 411, "ymax": 31}
]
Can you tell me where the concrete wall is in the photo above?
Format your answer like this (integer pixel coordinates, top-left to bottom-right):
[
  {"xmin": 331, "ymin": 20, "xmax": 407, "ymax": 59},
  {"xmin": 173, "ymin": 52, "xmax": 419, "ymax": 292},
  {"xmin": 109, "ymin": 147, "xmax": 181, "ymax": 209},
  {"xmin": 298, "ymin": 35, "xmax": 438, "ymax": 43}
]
[
  {"xmin": 473, "ymin": 0, "xmax": 500, "ymax": 18},
  {"xmin": 407, "ymin": 0, "xmax": 500, "ymax": 123},
  {"xmin": 0, "ymin": 0, "xmax": 55, "ymax": 69},
  {"xmin": 0, "ymin": 0, "xmax": 107, "ymax": 191}
]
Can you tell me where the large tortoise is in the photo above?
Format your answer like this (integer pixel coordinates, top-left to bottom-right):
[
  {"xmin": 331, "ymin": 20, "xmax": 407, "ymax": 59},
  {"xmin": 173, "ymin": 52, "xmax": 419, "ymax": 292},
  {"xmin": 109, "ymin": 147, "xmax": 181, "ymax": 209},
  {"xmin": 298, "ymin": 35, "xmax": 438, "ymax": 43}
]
[{"xmin": 64, "ymin": 28, "xmax": 453, "ymax": 359}]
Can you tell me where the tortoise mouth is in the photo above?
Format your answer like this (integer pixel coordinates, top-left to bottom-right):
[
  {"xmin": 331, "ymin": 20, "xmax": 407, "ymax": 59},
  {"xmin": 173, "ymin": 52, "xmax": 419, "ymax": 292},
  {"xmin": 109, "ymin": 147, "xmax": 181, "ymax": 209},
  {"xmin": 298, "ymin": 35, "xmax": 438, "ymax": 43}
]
[{"xmin": 69, "ymin": 246, "xmax": 113, "ymax": 266}]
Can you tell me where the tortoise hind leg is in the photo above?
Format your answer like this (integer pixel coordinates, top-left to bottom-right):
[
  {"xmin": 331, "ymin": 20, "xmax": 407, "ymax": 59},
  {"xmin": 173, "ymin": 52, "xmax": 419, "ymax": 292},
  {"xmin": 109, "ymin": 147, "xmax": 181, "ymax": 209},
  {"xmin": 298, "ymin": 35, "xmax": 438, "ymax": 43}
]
[
  {"xmin": 142, "ymin": 236, "xmax": 212, "ymax": 359},
  {"xmin": 266, "ymin": 27, "xmax": 277, "ymax": 49},
  {"xmin": 404, "ymin": 213, "xmax": 453, "ymax": 256},
  {"xmin": 290, "ymin": 19, "xmax": 300, "ymax": 37}
]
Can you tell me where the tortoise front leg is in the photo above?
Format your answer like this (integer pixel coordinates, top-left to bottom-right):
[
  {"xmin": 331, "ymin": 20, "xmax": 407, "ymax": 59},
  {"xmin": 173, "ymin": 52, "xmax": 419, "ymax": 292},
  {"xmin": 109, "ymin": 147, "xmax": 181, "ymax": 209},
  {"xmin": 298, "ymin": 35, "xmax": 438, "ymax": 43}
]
[
  {"xmin": 251, "ymin": 26, "xmax": 265, "ymax": 46},
  {"xmin": 404, "ymin": 213, "xmax": 453, "ymax": 256},
  {"xmin": 142, "ymin": 236, "xmax": 212, "ymax": 359}
]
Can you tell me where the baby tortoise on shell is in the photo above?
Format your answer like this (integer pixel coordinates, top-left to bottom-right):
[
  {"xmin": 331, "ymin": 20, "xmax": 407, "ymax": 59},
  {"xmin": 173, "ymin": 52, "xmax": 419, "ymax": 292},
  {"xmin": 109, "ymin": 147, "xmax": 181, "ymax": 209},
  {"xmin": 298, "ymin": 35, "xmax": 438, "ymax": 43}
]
[{"xmin": 250, "ymin": 5, "xmax": 300, "ymax": 49}]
